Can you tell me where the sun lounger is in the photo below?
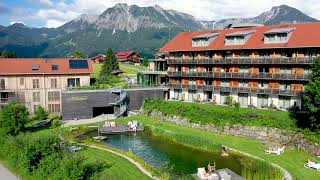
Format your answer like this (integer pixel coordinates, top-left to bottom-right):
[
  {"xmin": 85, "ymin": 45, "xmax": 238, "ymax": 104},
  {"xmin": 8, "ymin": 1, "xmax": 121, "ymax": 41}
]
[
  {"xmin": 110, "ymin": 121, "xmax": 116, "ymax": 127},
  {"xmin": 265, "ymin": 146, "xmax": 285, "ymax": 155},
  {"xmin": 304, "ymin": 162, "xmax": 320, "ymax": 170},
  {"xmin": 197, "ymin": 167, "xmax": 209, "ymax": 179}
]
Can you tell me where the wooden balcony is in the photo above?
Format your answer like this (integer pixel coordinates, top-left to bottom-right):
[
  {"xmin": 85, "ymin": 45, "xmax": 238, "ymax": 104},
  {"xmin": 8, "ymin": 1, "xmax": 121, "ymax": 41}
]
[
  {"xmin": 168, "ymin": 71, "xmax": 310, "ymax": 81},
  {"xmin": 167, "ymin": 83, "xmax": 302, "ymax": 96},
  {"xmin": 167, "ymin": 57, "xmax": 313, "ymax": 65}
]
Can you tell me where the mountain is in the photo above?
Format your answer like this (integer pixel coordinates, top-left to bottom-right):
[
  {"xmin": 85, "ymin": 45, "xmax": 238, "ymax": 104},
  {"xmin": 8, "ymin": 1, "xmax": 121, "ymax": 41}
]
[
  {"xmin": 215, "ymin": 5, "xmax": 318, "ymax": 29},
  {"xmin": 0, "ymin": 4, "xmax": 318, "ymax": 57},
  {"xmin": 0, "ymin": 3, "xmax": 203, "ymax": 57}
]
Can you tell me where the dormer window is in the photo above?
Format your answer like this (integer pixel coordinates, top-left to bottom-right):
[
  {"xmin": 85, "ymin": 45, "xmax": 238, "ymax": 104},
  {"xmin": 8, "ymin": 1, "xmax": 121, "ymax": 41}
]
[
  {"xmin": 264, "ymin": 27, "xmax": 295, "ymax": 44},
  {"xmin": 225, "ymin": 30, "xmax": 255, "ymax": 45},
  {"xmin": 192, "ymin": 33, "xmax": 220, "ymax": 47}
]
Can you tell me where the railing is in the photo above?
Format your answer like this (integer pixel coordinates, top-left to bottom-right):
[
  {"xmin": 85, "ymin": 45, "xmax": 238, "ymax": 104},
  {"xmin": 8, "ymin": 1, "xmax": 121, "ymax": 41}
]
[
  {"xmin": 168, "ymin": 71, "xmax": 310, "ymax": 81},
  {"xmin": 167, "ymin": 57, "xmax": 313, "ymax": 65},
  {"xmin": 0, "ymin": 98, "xmax": 9, "ymax": 103},
  {"xmin": 167, "ymin": 83, "xmax": 302, "ymax": 96}
]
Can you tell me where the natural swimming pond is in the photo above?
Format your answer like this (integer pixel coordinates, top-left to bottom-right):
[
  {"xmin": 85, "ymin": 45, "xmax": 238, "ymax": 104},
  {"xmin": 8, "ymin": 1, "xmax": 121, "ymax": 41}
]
[{"xmin": 89, "ymin": 131, "xmax": 282, "ymax": 179}]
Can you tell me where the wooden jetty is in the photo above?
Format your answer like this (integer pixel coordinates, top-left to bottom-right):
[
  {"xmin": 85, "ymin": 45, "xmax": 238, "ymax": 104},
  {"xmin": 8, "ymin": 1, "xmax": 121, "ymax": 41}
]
[{"xmin": 99, "ymin": 124, "xmax": 144, "ymax": 134}]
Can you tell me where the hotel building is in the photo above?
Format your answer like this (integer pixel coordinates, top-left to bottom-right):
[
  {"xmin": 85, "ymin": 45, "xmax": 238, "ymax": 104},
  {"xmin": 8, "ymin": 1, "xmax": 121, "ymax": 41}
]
[
  {"xmin": 0, "ymin": 58, "xmax": 92, "ymax": 114},
  {"xmin": 159, "ymin": 22, "xmax": 320, "ymax": 110}
]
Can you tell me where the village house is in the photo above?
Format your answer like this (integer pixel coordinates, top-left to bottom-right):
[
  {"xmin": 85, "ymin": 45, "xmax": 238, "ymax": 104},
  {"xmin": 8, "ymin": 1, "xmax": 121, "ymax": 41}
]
[
  {"xmin": 0, "ymin": 58, "xmax": 93, "ymax": 114},
  {"xmin": 116, "ymin": 51, "xmax": 142, "ymax": 64}
]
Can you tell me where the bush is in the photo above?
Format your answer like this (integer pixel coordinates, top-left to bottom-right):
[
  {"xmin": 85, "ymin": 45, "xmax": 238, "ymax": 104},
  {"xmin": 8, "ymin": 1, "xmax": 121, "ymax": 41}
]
[
  {"xmin": 0, "ymin": 101, "xmax": 29, "ymax": 135},
  {"xmin": 0, "ymin": 130, "xmax": 103, "ymax": 179},
  {"xmin": 34, "ymin": 106, "xmax": 49, "ymax": 121},
  {"xmin": 225, "ymin": 96, "xmax": 233, "ymax": 106}
]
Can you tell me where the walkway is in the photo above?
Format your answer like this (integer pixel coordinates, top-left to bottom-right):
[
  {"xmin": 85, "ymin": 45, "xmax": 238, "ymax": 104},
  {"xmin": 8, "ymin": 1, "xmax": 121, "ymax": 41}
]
[
  {"xmin": 63, "ymin": 114, "xmax": 114, "ymax": 127},
  {"xmin": 76, "ymin": 143, "xmax": 158, "ymax": 180},
  {"xmin": 0, "ymin": 163, "xmax": 19, "ymax": 180}
]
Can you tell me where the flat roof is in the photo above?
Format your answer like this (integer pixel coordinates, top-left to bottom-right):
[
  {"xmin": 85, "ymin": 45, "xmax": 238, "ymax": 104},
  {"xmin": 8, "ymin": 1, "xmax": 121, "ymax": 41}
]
[
  {"xmin": 192, "ymin": 32, "xmax": 220, "ymax": 39},
  {"xmin": 225, "ymin": 30, "xmax": 255, "ymax": 37},
  {"xmin": 264, "ymin": 27, "xmax": 295, "ymax": 35}
]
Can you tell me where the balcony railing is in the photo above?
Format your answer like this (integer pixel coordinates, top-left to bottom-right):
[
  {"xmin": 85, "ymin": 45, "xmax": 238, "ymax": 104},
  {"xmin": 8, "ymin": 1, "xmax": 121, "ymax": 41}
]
[
  {"xmin": 167, "ymin": 57, "xmax": 313, "ymax": 65},
  {"xmin": 168, "ymin": 71, "xmax": 310, "ymax": 81},
  {"xmin": 167, "ymin": 83, "xmax": 302, "ymax": 96},
  {"xmin": 0, "ymin": 98, "xmax": 9, "ymax": 103}
]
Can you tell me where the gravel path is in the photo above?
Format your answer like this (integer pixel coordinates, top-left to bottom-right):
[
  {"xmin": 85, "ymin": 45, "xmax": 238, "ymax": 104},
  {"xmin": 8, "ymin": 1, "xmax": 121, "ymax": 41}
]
[{"xmin": 0, "ymin": 163, "xmax": 19, "ymax": 180}]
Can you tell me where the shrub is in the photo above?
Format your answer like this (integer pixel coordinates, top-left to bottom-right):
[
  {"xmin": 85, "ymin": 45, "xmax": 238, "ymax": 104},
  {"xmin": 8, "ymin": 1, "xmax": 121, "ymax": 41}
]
[
  {"xmin": 225, "ymin": 96, "xmax": 233, "ymax": 106},
  {"xmin": 34, "ymin": 106, "xmax": 49, "ymax": 121},
  {"xmin": 0, "ymin": 101, "xmax": 29, "ymax": 135}
]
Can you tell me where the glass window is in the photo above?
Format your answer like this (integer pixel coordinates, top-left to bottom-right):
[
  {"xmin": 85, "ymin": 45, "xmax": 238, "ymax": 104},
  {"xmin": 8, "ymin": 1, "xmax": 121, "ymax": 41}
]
[
  {"xmin": 48, "ymin": 104, "xmax": 60, "ymax": 113},
  {"xmin": 67, "ymin": 78, "xmax": 80, "ymax": 87},
  {"xmin": 33, "ymin": 79, "xmax": 40, "ymax": 89},
  {"xmin": 0, "ymin": 79, "xmax": 5, "ymax": 89},
  {"xmin": 51, "ymin": 79, "xmax": 58, "ymax": 88},
  {"xmin": 188, "ymin": 90, "xmax": 197, "ymax": 101},
  {"xmin": 189, "ymin": 78, "xmax": 196, "ymax": 85},
  {"xmin": 48, "ymin": 91, "xmax": 60, "ymax": 101},
  {"xmin": 20, "ymin": 78, "xmax": 24, "ymax": 86},
  {"xmin": 32, "ymin": 92, "xmax": 40, "ymax": 102}
]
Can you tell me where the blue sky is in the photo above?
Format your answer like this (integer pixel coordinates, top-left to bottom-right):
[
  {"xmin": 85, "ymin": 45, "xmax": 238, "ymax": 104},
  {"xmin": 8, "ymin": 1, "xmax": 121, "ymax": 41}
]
[{"xmin": 1, "ymin": 0, "xmax": 319, "ymax": 28}]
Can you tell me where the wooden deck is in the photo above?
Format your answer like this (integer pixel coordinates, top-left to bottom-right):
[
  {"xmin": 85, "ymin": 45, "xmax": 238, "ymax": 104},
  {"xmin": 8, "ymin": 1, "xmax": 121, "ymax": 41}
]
[{"xmin": 99, "ymin": 124, "xmax": 144, "ymax": 134}]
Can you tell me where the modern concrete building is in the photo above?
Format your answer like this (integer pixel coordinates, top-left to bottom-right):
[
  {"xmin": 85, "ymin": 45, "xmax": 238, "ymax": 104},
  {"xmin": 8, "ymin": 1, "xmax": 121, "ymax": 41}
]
[
  {"xmin": 0, "ymin": 58, "xmax": 93, "ymax": 113},
  {"xmin": 158, "ymin": 22, "xmax": 320, "ymax": 110},
  {"xmin": 138, "ymin": 59, "xmax": 168, "ymax": 86},
  {"xmin": 61, "ymin": 87, "xmax": 168, "ymax": 120}
]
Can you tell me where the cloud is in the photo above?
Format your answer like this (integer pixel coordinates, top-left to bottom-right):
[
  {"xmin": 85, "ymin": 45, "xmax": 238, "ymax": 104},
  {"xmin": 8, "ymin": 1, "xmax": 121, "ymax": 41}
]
[
  {"xmin": 20, "ymin": 0, "xmax": 320, "ymax": 28},
  {"xmin": 0, "ymin": 4, "xmax": 11, "ymax": 15}
]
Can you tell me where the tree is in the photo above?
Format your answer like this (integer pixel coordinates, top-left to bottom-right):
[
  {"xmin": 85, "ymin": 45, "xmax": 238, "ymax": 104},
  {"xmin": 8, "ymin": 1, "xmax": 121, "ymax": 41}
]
[
  {"xmin": 0, "ymin": 50, "xmax": 16, "ymax": 58},
  {"xmin": 70, "ymin": 50, "xmax": 85, "ymax": 58},
  {"xmin": 0, "ymin": 101, "xmax": 29, "ymax": 135},
  {"xmin": 303, "ymin": 57, "xmax": 320, "ymax": 129},
  {"xmin": 34, "ymin": 106, "xmax": 49, "ymax": 121},
  {"xmin": 142, "ymin": 57, "xmax": 148, "ymax": 67},
  {"xmin": 97, "ymin": 48, "xmax": 118, "ymax": 84}
]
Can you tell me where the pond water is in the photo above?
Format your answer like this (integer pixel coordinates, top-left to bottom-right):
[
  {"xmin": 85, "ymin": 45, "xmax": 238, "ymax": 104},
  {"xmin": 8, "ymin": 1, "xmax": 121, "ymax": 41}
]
[{"xmin": 90, "ymin": 131, "xmax": 256, "ymax": 178}]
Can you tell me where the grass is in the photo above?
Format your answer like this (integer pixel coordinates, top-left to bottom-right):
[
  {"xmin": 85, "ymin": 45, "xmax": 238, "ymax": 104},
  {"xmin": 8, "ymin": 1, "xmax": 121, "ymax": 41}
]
[
  {"xmin": 92, "ymin": 63, "xmax": 146, "ymax": 78},
  {"xmin": 114, "ymin": 115, "xmax": 320, "ymax": 180},
  {"xmin": 144, "ymin": 99, "xmax": 320, "ymax": 142},
  {"xmin": 0, "ymin": 126, "xmax": 152, "ymax": 180},
  {"xmin": 80, "ymin": 147, "xmax": 151, "ymax": 180}
]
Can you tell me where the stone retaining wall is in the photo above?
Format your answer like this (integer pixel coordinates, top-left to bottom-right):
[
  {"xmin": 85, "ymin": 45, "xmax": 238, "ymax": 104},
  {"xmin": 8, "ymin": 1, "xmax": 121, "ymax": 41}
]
[{"xmin": 145, "ymin": 110, "xmax": 319, "ymax": 155}]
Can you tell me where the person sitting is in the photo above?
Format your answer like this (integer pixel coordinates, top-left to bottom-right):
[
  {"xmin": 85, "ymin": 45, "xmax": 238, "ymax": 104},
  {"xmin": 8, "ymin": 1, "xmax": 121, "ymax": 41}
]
[{"xmin": 207, "ymin": 162, "xmax": 216, "ymax": 173}]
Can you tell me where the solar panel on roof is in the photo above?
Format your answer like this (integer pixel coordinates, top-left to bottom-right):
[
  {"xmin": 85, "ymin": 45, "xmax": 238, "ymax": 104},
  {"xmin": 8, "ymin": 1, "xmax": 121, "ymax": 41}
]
[{"xmin": 69, "ymin": 60, "xmax": 88, "ymax": 69}]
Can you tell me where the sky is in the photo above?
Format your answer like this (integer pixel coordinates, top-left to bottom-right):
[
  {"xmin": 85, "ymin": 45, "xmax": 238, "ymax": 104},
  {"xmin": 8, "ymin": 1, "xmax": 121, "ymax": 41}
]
[{"xmin": 0, "ymin": 0, "xmax": 319, "ymax": 28}]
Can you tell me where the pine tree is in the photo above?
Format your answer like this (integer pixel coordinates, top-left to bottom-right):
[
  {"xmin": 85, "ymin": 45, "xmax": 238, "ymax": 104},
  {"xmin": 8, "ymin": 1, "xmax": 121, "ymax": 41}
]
[
  {"xmin": 97, "ymin": 48, "xmax": 115, "ymax": 84},
  {"xmin": 303, "ymin": 57, "xmax": 320, "ymax": 129}
]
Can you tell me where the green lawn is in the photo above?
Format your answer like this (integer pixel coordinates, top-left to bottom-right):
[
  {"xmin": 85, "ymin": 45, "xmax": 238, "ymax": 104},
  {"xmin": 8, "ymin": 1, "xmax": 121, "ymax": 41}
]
[
  {"xmin": 115, "ymin": 115, "xmax": 320, "ymax": 180},
  {"xmin": 80, "ymin": 147, "xmax": 151, "ymax": 180},
  {"xmin": 92, "ymin": 63, "xmax": 146, "ymax": 78}
]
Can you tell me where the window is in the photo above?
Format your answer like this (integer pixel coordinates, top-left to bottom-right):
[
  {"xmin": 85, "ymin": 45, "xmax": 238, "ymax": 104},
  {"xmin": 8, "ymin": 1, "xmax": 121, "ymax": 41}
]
[
  {"xmin": 173, "ymin": 89, "xmax": 182, "ymax": 100},
  {"xmin": 280, "ymin": 83, "xmax": 291, "ymax": 91},
  {"xmin": 34, "ymin": 105, "xmax": 40, "ymax": 113},
  {"xmin": 48, "ymin": 91, "xmax": 60, "ymax": 101},
  {"xmin": 259, "ymin": 81, "xmax": 269, "ymax": 88},
  {"xmin": 33, "ymin": 92, "xmax": 40, "ymax": 102},
  {"xmin": 190, "ymin": 65, "xmax": 196, "ymax": 72},
  {"xmin": 20, "ymin": 78, "xmax": 24, "ymax": 86},
  {"xmin": 239, "ymin": 80, "xmax": 248, "ymax": 87},
  {"xmin": 258, "ymin": 94, "xmax": 269, "ymax": 108},
  {"xmin": 33, "ymin": 79, "xmax": 40, "ymax": 89},
  {"xmin": 0, "ymin": 79, "xmax": 5, "ymax": 89},
  {"xmin": 259, "ymin": 67, "xmax": 269, "ymax": 73},
  {"xmin": 48, "ymin": 104, "xmax": 60, "ymax": 113},
  {"xmin": 51, "ymin": 79, "xmax": 58, "ymax": 88},
  {"xmin": 188, "ymin": 90, "xmax": 197, "ymax": 101},
  {"xmin": 239, "ymin": 66, "xmax": 248, "ymax": 73},
  {"xmin": 52, "ymin": 65, "xmax": 58, "ymax": 70},
  {"xmin": 264, "ymin": 33, "xmax": 289, "ymax": 44},
  {"xmin": 188, "ymin": 78, "xmax": 196, "ymax": 85},
  {"xmin": 67, "ymin": 78, "xmax": 80, "ymax": 87},
  {"xmin": 225, "ymin": 36, "xmax": 245, "ymax": 45},
  {"xmin": 280, "ymin": 67, "xmax": 291, "ymax": 74},
  {"xmin": 18, "ymin": 92, "xmax": 25, "ymax": 103},
  {"xmin": 221, "ymin": 80, "xmax": 230, "ymax": 87}
]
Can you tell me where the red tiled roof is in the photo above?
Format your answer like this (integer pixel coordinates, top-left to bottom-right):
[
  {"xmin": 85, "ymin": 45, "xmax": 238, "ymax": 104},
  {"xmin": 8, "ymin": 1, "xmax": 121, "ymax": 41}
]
[
  {"xmin": 160, "ymin": 22, "xmax": 320, "ymax": 52},
  {"xmin": 0, "ymin": 58, "xmax": 93, "ymax": 75},
  {"xmin": 116, "ymin": 51, "xmax": 139, "ymax": 59}
]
